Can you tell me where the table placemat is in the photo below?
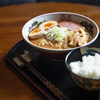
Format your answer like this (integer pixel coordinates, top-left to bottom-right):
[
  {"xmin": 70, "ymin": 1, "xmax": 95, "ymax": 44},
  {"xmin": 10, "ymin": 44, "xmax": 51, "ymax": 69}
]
[{"xmin": 5, "ymin": 34, "xmax": 100, "ymax": 100}]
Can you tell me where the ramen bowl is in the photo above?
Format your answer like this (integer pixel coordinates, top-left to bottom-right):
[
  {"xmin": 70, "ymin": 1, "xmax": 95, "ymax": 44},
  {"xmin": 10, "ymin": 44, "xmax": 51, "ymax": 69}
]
[
  {"xmin": 22, "ymin": 12, "xmax": 99, "ymax": 60},
  {"xmin": 65, "ymin": 46, "xmax": 100, "ymax": 90}
]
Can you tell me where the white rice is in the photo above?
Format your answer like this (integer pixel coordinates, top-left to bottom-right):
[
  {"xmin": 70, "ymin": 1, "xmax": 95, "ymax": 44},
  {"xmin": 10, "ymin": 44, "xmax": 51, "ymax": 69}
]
[{"xmin": 70, "ymin": 53, "xmax": 100, "ymax": 79}]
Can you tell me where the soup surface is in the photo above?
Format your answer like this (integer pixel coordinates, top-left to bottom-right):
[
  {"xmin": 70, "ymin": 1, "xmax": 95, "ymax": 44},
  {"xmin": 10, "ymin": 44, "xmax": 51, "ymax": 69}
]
[{"xmin": 28, "ymin": 20, "xmax": 92, "ymax": 49}]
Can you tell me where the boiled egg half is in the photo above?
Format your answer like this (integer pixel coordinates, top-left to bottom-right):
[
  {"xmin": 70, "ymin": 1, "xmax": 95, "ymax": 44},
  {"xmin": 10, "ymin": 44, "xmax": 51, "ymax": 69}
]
[
  {"xmin": 28, "ymin": 28, "xmax": 47, "ymax": 39},
  {"xmin": 39, "ymin": 21, "xmax": 58, "ymax": 29}
]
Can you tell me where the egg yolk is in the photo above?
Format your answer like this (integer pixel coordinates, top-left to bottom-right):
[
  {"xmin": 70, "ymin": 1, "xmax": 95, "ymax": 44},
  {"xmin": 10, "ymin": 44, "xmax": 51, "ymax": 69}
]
[
  {"xmin": 31, "ymin": 29, "xmax": 41, "ymax": 34},
  {"xmin": 44, "ymin": 23, "xmax": 54, "ymax": 28}
]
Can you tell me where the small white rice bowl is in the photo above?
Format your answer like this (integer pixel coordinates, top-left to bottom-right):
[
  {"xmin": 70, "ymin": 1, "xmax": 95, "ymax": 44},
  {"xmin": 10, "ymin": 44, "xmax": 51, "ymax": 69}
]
[{"xmin": 70, "ymin": 53, "xmax": 100, "ymax": 79}]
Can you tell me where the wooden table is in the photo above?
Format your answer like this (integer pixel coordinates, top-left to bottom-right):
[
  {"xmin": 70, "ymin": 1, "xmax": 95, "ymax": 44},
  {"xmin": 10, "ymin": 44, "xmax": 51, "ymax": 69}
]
[{"xmin": 0, "ymin": 2, "xmax": 100, "ymax": 100}]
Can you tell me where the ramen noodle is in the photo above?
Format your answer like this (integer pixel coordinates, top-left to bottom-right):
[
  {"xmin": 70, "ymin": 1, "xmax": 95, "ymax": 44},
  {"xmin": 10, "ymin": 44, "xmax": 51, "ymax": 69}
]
[{"xmin": 28, "ymin": 20, "xmax": 92, "ymax": 49}]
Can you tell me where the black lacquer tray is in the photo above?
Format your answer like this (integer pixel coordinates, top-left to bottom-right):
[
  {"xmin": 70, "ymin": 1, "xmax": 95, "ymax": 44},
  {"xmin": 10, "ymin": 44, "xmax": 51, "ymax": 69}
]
[{"xmin": 5, "ymin": 34, "xmax": 100, "ymax": 100}]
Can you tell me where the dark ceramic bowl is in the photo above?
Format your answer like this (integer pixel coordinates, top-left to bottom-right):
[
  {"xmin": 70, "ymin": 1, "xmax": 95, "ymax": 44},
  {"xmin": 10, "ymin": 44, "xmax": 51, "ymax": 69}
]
[{"xmin": 65, "ymin": 46, "xmax": 100, "ymax": 90}]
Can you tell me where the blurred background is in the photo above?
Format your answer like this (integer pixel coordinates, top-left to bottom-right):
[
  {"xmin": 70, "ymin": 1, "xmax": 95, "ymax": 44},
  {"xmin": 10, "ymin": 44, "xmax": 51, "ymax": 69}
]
[{"xmin": 0, "ymin": 0, "xmax": 100, "ymax": 7}]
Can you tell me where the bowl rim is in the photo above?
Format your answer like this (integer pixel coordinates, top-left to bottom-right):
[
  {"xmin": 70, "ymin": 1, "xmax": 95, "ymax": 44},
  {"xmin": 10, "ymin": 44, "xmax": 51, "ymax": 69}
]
[
  {"xmin": 65, "ymin": 45, "xmax": 100, "ymax": 80},
  {"xmin": 22, "ymin": 12, "xmax": 99, "ymax": 52}
]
